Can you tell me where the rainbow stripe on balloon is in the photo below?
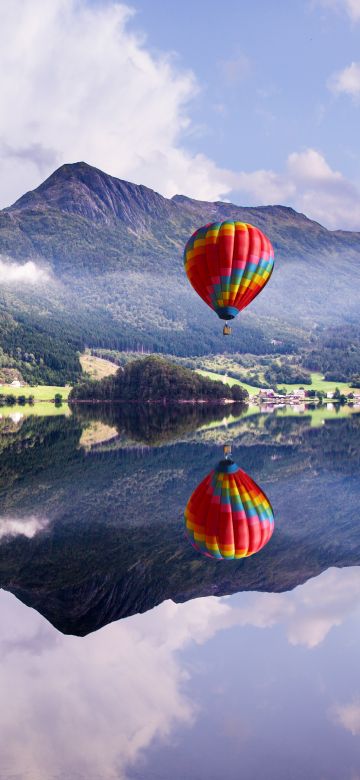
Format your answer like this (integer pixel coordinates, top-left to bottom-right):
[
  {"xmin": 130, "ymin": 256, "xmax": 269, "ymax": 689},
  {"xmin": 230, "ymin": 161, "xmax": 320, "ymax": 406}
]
[
  {"xmin": 185, "ymin": 459, "xmax": 274, "ymax": 559},
  {"xmin": 184, "ymin": 221, "xmax": 274, "ymax": 320}
]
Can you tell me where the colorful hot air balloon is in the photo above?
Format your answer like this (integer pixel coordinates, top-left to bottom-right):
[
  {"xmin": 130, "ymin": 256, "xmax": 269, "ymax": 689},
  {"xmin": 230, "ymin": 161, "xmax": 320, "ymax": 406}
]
[
  {"xmin": 184, "ymin": 221, "xmax": 274, "ymax": 334},
  {"xmin": 184, "ymin": 452, "xmax": 274, "ymax": 559}
]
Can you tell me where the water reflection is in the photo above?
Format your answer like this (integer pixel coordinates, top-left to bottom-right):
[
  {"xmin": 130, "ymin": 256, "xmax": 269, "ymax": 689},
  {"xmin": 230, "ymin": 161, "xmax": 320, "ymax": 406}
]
[
  {"xmin": 1, "ymin": 566, "xmax": 360, "ymax": 779},
  {"xmin": 0, "ymin": 514, "xmax": 49, "ymax": 539},
  {"xmin": 185, "ymin": 451, "xmax": 274, "ymax": 559},
  {"xmin": 73, "ymin": 401, "xmax": 248, "ymax": 446},
  {"xmin": 0, "ymin": 409, "xmax": 360, "ymax": 638},
  {"xmin": 1, "ymin": 407, "xmax": 360, "ymax": 778}
]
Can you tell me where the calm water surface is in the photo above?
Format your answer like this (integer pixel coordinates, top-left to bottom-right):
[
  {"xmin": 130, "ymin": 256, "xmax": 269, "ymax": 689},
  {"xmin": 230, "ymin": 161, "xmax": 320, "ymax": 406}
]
[{"xmin": 0, "ymin": 406, "xmax": 360, "ymax": 779}]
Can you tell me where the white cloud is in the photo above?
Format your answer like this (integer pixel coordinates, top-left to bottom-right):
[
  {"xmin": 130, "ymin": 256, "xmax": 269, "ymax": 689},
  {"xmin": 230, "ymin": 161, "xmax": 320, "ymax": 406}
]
[
  {"xmin": 345, "ymin": 0, "xmax": 360, "ymax": 19},
  {"xmin": 0, "ymin": 0, "xmax": 231, "ymax": 208},
  {"xmin": 283, "ymin": 566, "xmax": 360, "ymax": 648},
  {"xmin": 332, "ymin": 701, "xmax": 360, "ymax": 735},
  {"xmin": 229, "ymin": 148, "xmax": 360, "ymax": 229},
  {"xmin": 0, "ymin": 515, "xmax": 49, "ymax": 540},
  {"xmin": 231, "ymin": 168, "xmax": 296, "ymax": 204},
  {"xmin": 0, "ymin": 259, "xmax": 49, "ymax": 285},
  {"xmin": 225, "ymin": 567, "xmax": 360, "ymax": 649},
  {"xmin": 328, "ymin": 61, "xmax": 360, "ymax": 97},
  {"xmin": 287, "ymin": 148, "xmax": 343, "ymax": 182},
  {"xmin": 0, "ymin": 592, "xmax": 229, "ymax": 780},
  {"xmin": 315, "ymin": 0, "xmax": 360, "ymax": 22}
]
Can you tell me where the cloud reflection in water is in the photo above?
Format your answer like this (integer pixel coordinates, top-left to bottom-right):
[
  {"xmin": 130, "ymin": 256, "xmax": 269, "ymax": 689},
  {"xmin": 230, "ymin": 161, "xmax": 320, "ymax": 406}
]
[
  {"xmin": 1, "ymin": 566, "xmax": 360, "ymax": 778},
  {"xmin": 0, "ymin": 515, "xmax": 49, "ymax": 540}
]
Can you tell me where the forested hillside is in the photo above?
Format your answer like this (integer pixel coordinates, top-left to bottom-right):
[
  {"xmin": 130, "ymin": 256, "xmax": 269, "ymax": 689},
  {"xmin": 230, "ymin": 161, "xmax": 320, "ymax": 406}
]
[
  {"xmin": 70, "ymin": 356, "xmax": 248, "ymax": 403},
  {"xmin": 1, "ymin": 161, "xmax": 360, "ymax": 383}
]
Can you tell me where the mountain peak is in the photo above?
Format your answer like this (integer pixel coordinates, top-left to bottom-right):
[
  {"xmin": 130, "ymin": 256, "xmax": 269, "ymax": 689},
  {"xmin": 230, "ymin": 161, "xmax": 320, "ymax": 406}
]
[
  {"xmin": 8, "ymin": 161, "xmax": 173, "ymax": 227},
  {"xmin": 4, "ymin": 161, "xmax": 360, "ymax": 276},
  {"xmin": 6, "ymin": 161, "xmax": 340, "ymax": 237}
]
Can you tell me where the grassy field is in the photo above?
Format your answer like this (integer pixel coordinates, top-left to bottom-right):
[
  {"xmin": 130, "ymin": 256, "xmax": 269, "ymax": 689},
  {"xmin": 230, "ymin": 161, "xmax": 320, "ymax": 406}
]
[
  {"xmin": 279, "ymin": 372, "xmax": 356, "ymax": 395},
  {"xmin": 0, "ymin": 384, "xmax": 71, "ymax": 401},
  {"xmin": 0, "ymin": 353, "xmax": 116, "ymax": 403},
  {"xmin": 80, "ymin": 352, "xmax": 118, "ymax": 380},
  {"xmin": 196, "ymin": 370, "xmax": 259, "ymax": 397},
  {"xmin": 0, "ymin": 353, "xmax": 117, "ymax": 417},
  {"xmin": 197, "ymin": 369, "xmax": 358, "ymax": 397}
]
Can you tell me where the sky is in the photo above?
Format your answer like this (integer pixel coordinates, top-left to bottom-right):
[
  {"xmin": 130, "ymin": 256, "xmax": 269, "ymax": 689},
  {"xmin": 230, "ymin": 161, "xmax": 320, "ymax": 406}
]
[{"xmin": 0, "ymin": 0, "xmax": 360, "ymax": 228}]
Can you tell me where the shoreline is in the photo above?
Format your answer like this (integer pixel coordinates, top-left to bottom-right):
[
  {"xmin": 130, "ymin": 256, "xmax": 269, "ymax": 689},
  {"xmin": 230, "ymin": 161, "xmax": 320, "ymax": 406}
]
[{"xmin": 68, "ymin": 398, "xmax": 244, "ymax": 406}]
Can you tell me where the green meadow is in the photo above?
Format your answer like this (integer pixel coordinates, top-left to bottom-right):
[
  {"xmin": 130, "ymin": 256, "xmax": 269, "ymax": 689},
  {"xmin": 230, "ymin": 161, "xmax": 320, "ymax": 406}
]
[
  {"xmin": 0, "ymin": 385, "xmax": 71, "ymax": 401},
  {"xmin": 196, "ymin": 369, "xmax": 358, "ymax": 397}
]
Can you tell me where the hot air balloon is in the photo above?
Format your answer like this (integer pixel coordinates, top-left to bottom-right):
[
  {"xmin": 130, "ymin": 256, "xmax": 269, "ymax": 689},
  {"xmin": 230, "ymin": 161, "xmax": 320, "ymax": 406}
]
[
  {"xmin": 184, "ymin": 221, "xmax": 274, "ymax": 335},
  {"xmin": 184, "ymin": 447, "xmax": 274, "ymax": 559}
]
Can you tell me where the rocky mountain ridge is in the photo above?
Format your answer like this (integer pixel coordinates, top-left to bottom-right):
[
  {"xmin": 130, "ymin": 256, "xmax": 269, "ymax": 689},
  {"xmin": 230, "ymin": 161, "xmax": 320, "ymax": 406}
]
[{"xmin": 2, "ymin": 161, "xmax": 360, "ymax": 271}]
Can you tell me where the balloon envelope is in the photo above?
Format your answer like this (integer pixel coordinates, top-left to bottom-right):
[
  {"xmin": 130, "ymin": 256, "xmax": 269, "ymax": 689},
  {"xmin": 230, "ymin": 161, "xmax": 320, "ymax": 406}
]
[
  {"xmin": 185, "ymin": 459, "xmax": 274, "ymax": 559},
  {"xmin": 184, "ymin": 221, "xmax": 274, "ymax": 321}
]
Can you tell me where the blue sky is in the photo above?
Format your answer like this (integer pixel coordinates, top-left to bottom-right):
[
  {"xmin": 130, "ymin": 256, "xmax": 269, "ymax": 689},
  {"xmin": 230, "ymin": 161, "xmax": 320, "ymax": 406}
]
[
  {"xmin": 129, "ymin": 0, "xmax": 360, "ymax": 179},
  {"xmin": 0, "ymin": 0, "xmax": 360, "ymax": 228}
]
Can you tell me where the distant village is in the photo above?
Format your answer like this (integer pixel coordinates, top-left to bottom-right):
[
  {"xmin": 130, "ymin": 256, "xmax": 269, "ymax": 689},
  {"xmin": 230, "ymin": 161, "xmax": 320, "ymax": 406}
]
[{"xmin": 255, "ymin": 387, "xmax": 360, "ymax": 412}]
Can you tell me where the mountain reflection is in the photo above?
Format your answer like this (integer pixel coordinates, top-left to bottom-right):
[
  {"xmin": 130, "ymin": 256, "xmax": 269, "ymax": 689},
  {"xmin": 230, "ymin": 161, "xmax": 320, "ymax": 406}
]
[{"xmin": 0, "ymin": 410, "xmax": 359, "ymax": 636}]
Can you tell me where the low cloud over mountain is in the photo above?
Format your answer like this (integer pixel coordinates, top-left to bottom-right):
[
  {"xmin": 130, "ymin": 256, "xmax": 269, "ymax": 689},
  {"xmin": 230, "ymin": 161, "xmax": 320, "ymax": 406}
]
[{"xmin": 0, "ymin": 258, "xmax": 49, "ymax": 285}]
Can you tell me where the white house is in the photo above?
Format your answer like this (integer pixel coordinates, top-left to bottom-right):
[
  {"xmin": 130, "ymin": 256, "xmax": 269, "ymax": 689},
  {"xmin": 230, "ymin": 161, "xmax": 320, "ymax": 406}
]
[
  {"xmin": 293, "ymin": 388, "xmax": 306, "ymax": 399},
  {"xmin": 259, "ymin": 388, "xmax": 276, "ymax": 398}
]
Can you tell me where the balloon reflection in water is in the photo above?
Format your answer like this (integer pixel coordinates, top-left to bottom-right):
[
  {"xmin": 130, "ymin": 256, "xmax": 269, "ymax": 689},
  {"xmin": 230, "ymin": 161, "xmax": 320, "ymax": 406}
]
[{"xmin": 185, "ymin": 455, "xmax": 274, "ymax": 559}]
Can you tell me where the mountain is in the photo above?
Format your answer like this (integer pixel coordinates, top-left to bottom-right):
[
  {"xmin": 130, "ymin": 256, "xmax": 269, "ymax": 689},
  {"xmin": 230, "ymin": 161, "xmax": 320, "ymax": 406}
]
[
  {"xmin": 4, "ymin": 161, "xmax": 360, "ymax": 273},
  {"xmin": 1, "ymin": 161, "xmax": 360, "ymax": 382}
]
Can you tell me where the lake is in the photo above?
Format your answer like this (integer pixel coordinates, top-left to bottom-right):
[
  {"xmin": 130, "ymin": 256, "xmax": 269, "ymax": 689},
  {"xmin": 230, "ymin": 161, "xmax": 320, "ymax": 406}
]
[{"xmin": 1, "ymin": 405, "xmax": 360, "ymax": 779}]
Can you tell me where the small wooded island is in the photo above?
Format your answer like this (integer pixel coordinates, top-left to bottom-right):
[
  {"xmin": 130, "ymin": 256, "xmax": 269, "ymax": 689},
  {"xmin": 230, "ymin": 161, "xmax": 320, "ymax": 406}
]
[{"xmin": 69, "ymin": 356, "xmax": 248, "ymax": 404}]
